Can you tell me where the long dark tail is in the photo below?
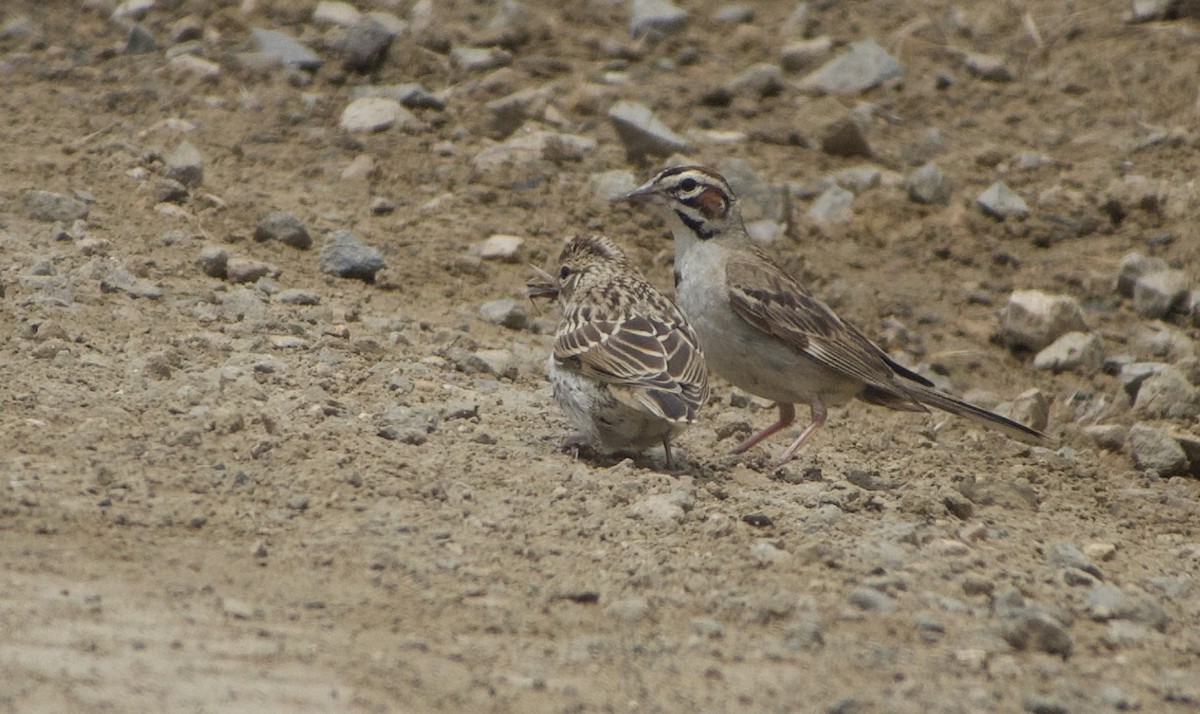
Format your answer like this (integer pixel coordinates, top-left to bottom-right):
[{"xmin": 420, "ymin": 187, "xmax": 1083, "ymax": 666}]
[{"xmin": 904, "ymin": 382, "xmax": 1047, "ymax": 445}]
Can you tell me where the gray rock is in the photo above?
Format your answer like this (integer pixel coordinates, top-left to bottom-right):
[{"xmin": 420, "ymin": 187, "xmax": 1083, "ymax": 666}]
[
  {"xmin": 781, "ymin": 36, "xmax": 833, "ymax": 72},
  {"xmin": 1133, "ymin": 269, "xmax": 1189, "ymax": 318},
  {"xmin": 378, "ymin": 405, "xmax": 438, "ymax": 444},
  {"xmin": 606, "ymin": 596, "xmax": 651, "ymax": 622},
  {"xmin": 847, "ymin": 587, "xmax": 896, "ymax": 613},
  {"xmin": 1021, "ymin": 693, "xmax": 1067, "ymax": 714},
  {"xmin": 1098, "ymin": 684, "xmax": 1140, "ymax": 711},
  {"xmin": 339, "ymin": 97, "xmax": 416, "ymax": 133},
  {"xmin": 451, "ymin": 46, "xmax": 512, "ymax": 72},
  {"xmin": 750, "ymin": 540, "xmax": 788, "ymax": 567},
  {"xmin": 1032, "ymin": 331, "xmax": 1104, "ymax": 373},
  {"xmin": 1114, "ymin": 251, "xmax": 1168, "ymax": 297},
  {"xmin": 1128, "ymin": 423, "xmax": 1188, "ymax": 476},
  {"xmin": 351, "ymin": 83, "xmax": 444, "ymax": 110},
  {"xmin": 820, "ymin": 117, "xmax": 872, "ymax": 158},
  {"xmin": 126, "ymin": 24, "xmax": 156, "ymax": 54},
  {"xmin": 1000, "ymin": 290, "xmax": 1088, "ymax": 351},
  {"xmin": 797, "ymin": 38, "xmax": 903, "ymax": 94},
  {"xmin": 340, "ymin": 17, "xmax": 393, "ymax": 73},
  {"xmin": 1134, "ymin": 365, "xmax": 1200, "ymax": 419},
  {"xmin": 170, "ymin": 15, "xmax": 203, "ymax": 43},
  {"xmin": 781, "ymin": 2, "xmax": 811, "ymax": 36},
  {"xmin": 225, "ymin": 258, "xmax": 278, "ymax": 284},
  {"xmin": 370, "ymin": 196, "xmax": 394, "ymax": 215},
  {"xmin": 807, "ymin": 186, "xmax": 854, "ymax": 224},
  {"xmin": 479, "ymin": 298, "xmax": 528, "ymax": 329},
  {"xmin": 470, "ymin": 131, "xmax": 597, "ymax": 186},
  {"xmin": 319, "ymin": 230, "xmax": 386, "ymax": 282},
  {"xmin": 607, "ymin": 100, "xmax": 689, "ymax": 160},
  {"xmin": 255, "ymin": 212, "xmax": 312, "ymax": 250},
  {"xmin": 1086, "ymin": 584, "xmax": 1169, "ymax": 631},
  {"xmin": 1119, "ymin": 361, "xmax": 1166, "ymax": 400},
  {"xmin": 152, "ymin": 177, "xmax": 188, "ymax": 204},
  {"xmin": 1129, "ymin": 0, "xmax": 1173, "ymax": 22},
  {"xmin": 588, "ymin": 170, "xmax": 637, "ymax": 202},
  {"xmin": 630, "ymin": 0, "xmax": 689, "ymax": 39},
  {"xmin": 22, "ymin": 190, "xmax": 89, "ymax": 222},
  {"xmin": 999, "ymin": 607, "xmax": 1073, "ymax": 657},
  {"xmin": 477, "ymin": 234, "xmax": 524, "ymax": 262},
  {"xmin": 485, "ymin": 87, "xmax": 550, "ymax": 138},
  {"xmin": 714, "ymin": 4, "xmax": 754, "ymax": 23},
  {"xmin": 1046, "ymin": 541, "xmax": 1102, "ymax": 579},
  {"xmin": 469, "ymin": 349, "xmax": 517, "ymax": 379},
  {"xmin": 1131, "ymin": 323, "xmax": 1194, "ymax": 362},
  {"xmin": 727, "ymin": 63, "xmax": 785, "ymax": 98},
  {"xmin": 631, "ymin": 493, "xmax": 687, "ymax": 523},
  {"xmin": 1082, "ymin": 424, "xmax": 1126, "ymax": 451},
  {"xmin": 196, "ymin": 246, "xmax": 229, "ymax": 278},
  {"xmin": 275, "ymin": 289, "xmax": 320, "ymax": 305},
  {"xmin": 165, "ymin": 140, "xmax": 203, "ymax": 188},
  {"xmin": 905, "ymin": 162, "xmax": 951, "ymax": 204},
  {"xmin": 1, "ymin": 13, "xmax": 39, "ymax": 40},
  {"xmin": 313, "ymin": 0, "xmax": 361, "ymax": 25},
  {"xmin": 833, "ymin": 165, "xmax": 881, "ymax": 194},
  {"xmin": 250, "ymin": 28, "xmax": 323, "ymax": 71},
  {"xmin": 963, "ymin": 52, "xmax": 1015, "ymax": 82},
  {"xmin": 977, "ymin": 181, "xmax": 1028, "ymax": 219},
  {"xmin": 170, "ymin": 54, "xmax": 220, "ymax": 80},
  {"xmin": 99, "ymin": 267, "xmax": 164, "ymax": 300}
]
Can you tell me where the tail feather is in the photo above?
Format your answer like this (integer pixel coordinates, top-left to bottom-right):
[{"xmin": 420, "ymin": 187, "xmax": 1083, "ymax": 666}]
[{"xmin": 903, "ymin": 381, "xmax": 1047, "ymax": 445}]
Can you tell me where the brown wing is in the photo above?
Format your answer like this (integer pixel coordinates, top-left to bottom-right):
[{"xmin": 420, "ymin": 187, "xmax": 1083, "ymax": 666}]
[
  {"xmin": 724, "ymin": 247, "xmax": 923, "ymax": 409},
  {"xmin": 555, "ymin": 302, "xmax": 708, "ymax": 423}
]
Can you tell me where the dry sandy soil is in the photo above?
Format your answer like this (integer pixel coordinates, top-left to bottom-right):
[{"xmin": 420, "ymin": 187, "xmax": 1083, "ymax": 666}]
[{"xmin": 2, "ymin": 0, "xmax": 1199, "ymax": 712}]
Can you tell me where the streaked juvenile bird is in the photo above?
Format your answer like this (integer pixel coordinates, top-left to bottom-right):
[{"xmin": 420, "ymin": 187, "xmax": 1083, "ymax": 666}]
[
  {"xmin": 626, "ymin": 166, "xmax": 1046, "ymax": 465},
  {"xmin": 527, "ymin": 234, "xmax": 709, "ymax": 467}
]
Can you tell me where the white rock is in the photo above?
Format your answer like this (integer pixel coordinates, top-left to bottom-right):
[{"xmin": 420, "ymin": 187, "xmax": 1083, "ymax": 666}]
[
  {"xmin": 477, "ymin": 234, "xmax": 525, "ymax": 262},
  {"xmin": 1033, "ymin": 332, "xmax": 1104, "ymax": 373},
  {"xmin": 168, "ymin": 54, "xmax": 220, "ymax": 80},
  {"xmin": 313, "ymin": 0, "xmax": 361, "ymax": 26},
  {"xmin": 1133, "ymin": 269, "xmax": 1190, "ymax": 318},
  {"xmin": 1000, "ymin": 290, "xmax": 1088, "ymax": 351},
  {"xmin": 341, "ymin": 154, "xmax": 375, "ymax": 181},
  {"xmin": 339, "ymin": 97, "xmax": 414, "ymax": 133}
]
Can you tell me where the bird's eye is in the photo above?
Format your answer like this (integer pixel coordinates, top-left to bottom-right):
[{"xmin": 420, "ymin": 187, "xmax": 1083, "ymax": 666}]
[
  {"xmin": 559, "ymin": 266, "xmax": 572, "ymax": 279},
  {"xmin": 679, "ymin": 178, "xmax": 698, "ymax": 192}
]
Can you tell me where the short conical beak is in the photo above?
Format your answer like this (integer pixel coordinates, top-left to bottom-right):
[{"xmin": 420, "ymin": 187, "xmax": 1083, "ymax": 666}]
[{"xmin": 622, "ymin": 180, "xmax": 658, "ymax": 205}]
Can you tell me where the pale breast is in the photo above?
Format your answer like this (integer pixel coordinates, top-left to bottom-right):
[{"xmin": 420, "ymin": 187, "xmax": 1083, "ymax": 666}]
[{"xmin": 674, "ymin": 244, "xmax": 861, "ymax": 407}]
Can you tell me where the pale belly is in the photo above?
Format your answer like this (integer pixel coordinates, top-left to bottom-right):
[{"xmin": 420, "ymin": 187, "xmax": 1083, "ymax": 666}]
[{"xmin": 548, "ymin": 357, "xmax": 680, "ymax": 452}]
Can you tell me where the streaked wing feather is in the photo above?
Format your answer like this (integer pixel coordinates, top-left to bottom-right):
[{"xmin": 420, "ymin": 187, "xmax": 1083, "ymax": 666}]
[
  {"xmin": 554, "ymin": 305, "xmax": 708, "ymax": 423},
  {"xmin": 725, "ymin": 249, "xmax": 914, "ymax": 403}
]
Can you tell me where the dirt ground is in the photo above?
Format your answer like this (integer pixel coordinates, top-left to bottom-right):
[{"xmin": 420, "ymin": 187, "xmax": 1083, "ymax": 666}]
[{"xmin": 2, "ymin": 0, "xmax": 1199, "ymax": 712}]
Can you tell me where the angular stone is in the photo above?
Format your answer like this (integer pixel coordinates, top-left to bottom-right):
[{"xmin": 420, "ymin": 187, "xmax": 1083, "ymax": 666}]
[
  {"xmin": 1000, "ymin": 290, "xmax": 1088, "ymax": 351},
  {"xmin": 165, "ymin": 140, "xmax": 203, "ymax": 188},
  {"xmin": 22, "ymin": 190, "xmax": 88, "ymax": 222},
  {"xmin": 319, "ymin": 230, "xmax": 386, "ymax": 282},
  {"xmin": 196, "ymin": 245, "xmax": 229, "ymax": 278},
  {"xmin": 339, "ymin": 97, "xmax": 415, "ymax": 133},
  {"xmin": 479, "ymin": 298, "xmax": 527, "ymax": 329},
  {"xmin": 1115, "ymin": 251, "xmax": 1168, "ymax": 297},
  {"xmin": 1133, "ymin": 365, "xmax": 1200, "ymax": 420},
  {"xmin": 225, "ymin": 258, "xmax": 278, "ymax": 284},
  {"xmin": 1032, "ymin": 331, "xmax": 1104, "ymax": 373},
  {"xmin": 1128, "ymin": 423, "xmax": 1188, "ymax": 476},
  {"xmin": 781, "ymin": 36, "xmax": 833, "ymax": 72},
  {"xmin": 607, "ymin": 100, "xmax": 689, "ymax": 160},
  {"xmin": 797, "ymin": 38, "xmax": 902, "ymax": 94},
  {"xmin": 255, "ymin": 212, "xmax": 312, "ymax": 250},
  {"xmin": 977, "ymin": 181, "xmax": 1028, "ymax": 220},
  {"xmin": 477, "ymin": 234, "xmax": 524, "ymax": 262},
  {"xmin": 807, "ymin": 186, "xmax": 854, "ymax": 224},
  {"xmin": 451, "ymin": 46, "xmax": 512, "ymax": 72},
  {"xmin": 250, "ymin": 28, "xmax": 323, "ymax": 71},
  {"xmin": 630, "ymin": 0, "xmax": 689, "ymax": 39},
  {"xmin": 1133, "ymin": 269, "xmax": 1189, "ymax": 318},
  {"xmin": 905, "ymin": 162, "xmax": 951, "ymax": 204},
  {"xmin": 963, "ymin": 52, "xmax": 1014, "ymax": 82},
  {"xmin": 340, "ymin": 17, "xmax": 394, "ymax": 73}
]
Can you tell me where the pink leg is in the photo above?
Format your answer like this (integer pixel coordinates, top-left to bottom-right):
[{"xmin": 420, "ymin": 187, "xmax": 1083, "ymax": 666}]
[
  {"xmin": 732, "ymin": 403, "xmax": 796, "ymax": 454},
  {"xmin": 776, "ymin": 399, "xmax": 828, "ymax": 465}
]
